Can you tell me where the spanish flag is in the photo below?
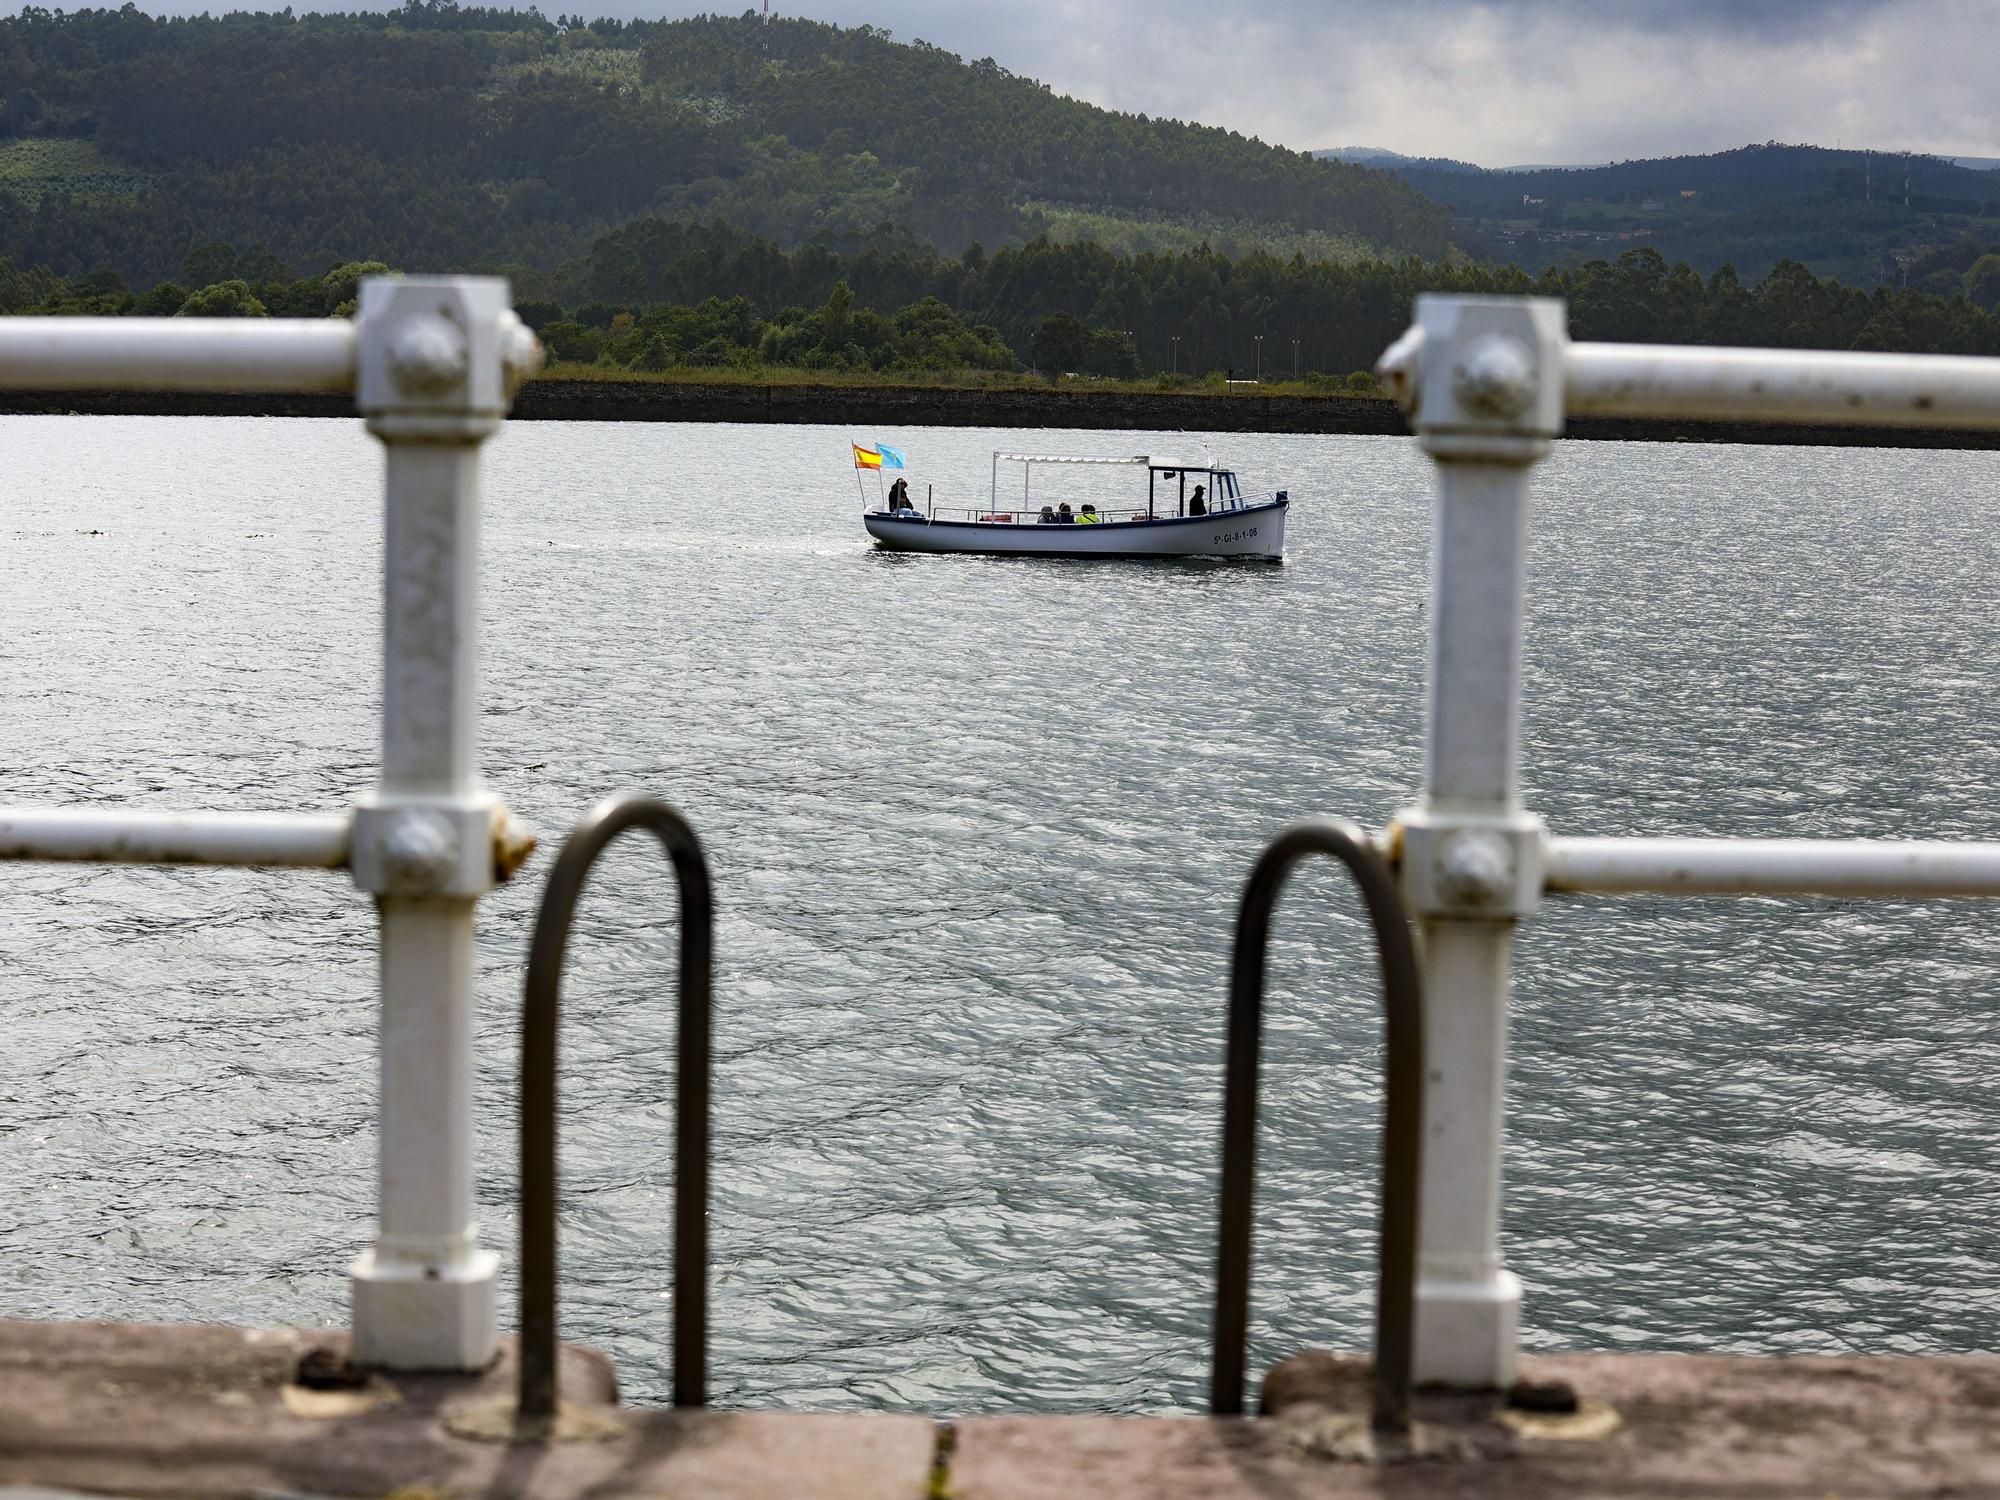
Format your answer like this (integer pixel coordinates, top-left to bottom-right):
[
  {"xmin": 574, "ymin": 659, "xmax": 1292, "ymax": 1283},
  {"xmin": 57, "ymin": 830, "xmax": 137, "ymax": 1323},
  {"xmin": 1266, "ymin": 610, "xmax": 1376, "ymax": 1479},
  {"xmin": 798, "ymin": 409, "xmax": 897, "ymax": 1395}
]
[{"xmin": 853, "ymin": 443, "xmax": 883, "ymax": 470}]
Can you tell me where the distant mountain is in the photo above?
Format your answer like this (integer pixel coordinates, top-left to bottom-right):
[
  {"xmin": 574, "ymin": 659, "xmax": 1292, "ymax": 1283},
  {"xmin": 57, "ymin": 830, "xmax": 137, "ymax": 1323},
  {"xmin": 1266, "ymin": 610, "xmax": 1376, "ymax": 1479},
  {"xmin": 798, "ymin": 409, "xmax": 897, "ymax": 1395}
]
[
  {"xmin": 1379, "ymin": 142, "xmax": 2000, "ymax": 284},
  {"xmin": 0, "ymin": 5, "xmax": 1451, "ymax": 289}
]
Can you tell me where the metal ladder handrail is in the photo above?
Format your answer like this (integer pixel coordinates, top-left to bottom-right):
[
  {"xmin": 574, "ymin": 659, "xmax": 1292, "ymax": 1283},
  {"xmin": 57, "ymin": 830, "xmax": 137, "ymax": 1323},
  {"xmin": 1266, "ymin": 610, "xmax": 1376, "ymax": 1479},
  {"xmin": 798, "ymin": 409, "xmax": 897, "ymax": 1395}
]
[
  {"xmin": 518, "ymin": 795, "xmax": 715, "ymax": 1421},
  {"xmin": 1210, "ymin": 819, "xmax": 1425, "ymax": 1432}
]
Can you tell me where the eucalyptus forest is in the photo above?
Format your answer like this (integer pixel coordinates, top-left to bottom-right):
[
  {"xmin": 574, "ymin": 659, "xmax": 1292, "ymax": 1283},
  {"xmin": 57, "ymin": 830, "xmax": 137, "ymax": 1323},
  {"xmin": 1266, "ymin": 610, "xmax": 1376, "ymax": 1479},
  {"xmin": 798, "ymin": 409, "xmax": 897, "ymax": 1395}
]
[{"xmin": 0, "ymin": 2, "xmax": 1995, "ymax": 381}]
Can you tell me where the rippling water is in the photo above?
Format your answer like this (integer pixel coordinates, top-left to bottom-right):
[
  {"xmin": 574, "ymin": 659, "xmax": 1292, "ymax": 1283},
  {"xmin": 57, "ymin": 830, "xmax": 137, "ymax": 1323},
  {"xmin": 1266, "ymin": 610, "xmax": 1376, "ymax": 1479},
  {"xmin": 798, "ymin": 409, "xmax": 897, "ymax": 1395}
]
[{"xmin": 3, "ymin": 416, "xmax": 1998, "ymax": 1410}]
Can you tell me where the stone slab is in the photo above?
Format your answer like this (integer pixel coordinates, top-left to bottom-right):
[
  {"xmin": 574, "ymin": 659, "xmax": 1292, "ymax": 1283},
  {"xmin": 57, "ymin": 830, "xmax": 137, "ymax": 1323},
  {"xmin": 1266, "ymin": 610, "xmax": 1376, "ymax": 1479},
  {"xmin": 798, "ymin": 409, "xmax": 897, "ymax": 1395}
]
[
  {"xmin": 0, "ymin": 1319, "xmax": 935, "ymax": 1500},
  {"xmin": 952, "ymin": 1351, "xmax": 2000, "ymax": 1499},
  {"xmin": 12, "ymin": 1322, "xmax": 2000, "ymax": 1500}
]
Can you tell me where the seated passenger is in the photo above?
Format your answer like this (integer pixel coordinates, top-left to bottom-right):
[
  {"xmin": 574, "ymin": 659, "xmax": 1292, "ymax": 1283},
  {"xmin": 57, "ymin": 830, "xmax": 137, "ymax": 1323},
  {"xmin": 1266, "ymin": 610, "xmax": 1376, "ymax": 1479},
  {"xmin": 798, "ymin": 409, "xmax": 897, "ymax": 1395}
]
[
  {"xmin": 1077, "ymin": 504, "xmax": 1102, "ymax": 524},
  {"xmin": 1056, "ymin": 503, "xmax": 1076, "ymax": 524},
  {"xmin": 1039, "ymin": 505, "xmax": 1057, "ymax": 524}
]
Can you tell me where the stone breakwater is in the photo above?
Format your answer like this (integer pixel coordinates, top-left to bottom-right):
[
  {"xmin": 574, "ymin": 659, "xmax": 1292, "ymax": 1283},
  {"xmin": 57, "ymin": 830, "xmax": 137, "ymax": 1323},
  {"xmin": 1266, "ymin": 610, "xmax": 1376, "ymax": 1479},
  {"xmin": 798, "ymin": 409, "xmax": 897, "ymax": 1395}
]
[{"xmin": 3, "ymin": 378, "xmax": 1999, "ymax": 446}]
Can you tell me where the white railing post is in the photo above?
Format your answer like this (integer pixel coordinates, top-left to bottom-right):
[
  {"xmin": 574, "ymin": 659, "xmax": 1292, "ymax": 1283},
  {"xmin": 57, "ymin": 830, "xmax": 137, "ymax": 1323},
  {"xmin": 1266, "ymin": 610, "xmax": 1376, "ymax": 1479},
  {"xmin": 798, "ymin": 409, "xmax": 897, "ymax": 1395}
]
[
  {"xmin": 1377, "ymin": 296, "xmax": 1566, "ymax": 1388},
  {"xmin": 347, "ymin": 277, "xmax": 538, "ymax": 1370}
]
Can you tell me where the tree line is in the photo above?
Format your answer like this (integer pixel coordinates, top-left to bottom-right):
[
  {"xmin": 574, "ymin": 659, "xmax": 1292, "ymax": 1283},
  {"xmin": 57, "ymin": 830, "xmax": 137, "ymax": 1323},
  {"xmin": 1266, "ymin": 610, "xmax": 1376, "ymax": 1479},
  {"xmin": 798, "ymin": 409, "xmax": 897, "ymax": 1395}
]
[
  {"xmin": 7, "ymin": 227, "xmax": 2000, "ymax": 381},
  {"xmin": 569, "ymin": 221, "xmax": 2000, "ymax": 371}
]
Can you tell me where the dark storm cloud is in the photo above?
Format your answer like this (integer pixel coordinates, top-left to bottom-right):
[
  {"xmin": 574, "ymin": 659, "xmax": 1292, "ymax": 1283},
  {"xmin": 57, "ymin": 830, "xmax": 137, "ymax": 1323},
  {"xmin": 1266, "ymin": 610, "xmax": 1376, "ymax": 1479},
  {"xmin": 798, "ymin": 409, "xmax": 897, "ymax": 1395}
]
[
  {"xmin": 618, "ymin": 0, "xmax": 1995, "ymax": 163},
  {"xmin": 27, "ymin": 0, "xmax": 1994, "ymax": 164}
]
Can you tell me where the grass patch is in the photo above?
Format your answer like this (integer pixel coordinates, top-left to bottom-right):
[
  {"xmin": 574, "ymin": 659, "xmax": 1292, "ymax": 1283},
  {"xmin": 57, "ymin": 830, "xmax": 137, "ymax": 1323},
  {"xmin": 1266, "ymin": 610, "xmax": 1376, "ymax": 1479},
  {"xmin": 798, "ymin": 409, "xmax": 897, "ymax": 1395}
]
[
  {"xmin": 1031, "ymin": 202, "xmax": 1378, "ymax": 264},
  {"xmin": 0, "ymin": 137, "xmax": 148, "ymax": 203},
  {"xmin": 532, "ymin": 359, "xmax": 1392, "ymax": 401},
  {"xmin": 489, "ymin": 46, "xmax": 644, "ymax": 92}
]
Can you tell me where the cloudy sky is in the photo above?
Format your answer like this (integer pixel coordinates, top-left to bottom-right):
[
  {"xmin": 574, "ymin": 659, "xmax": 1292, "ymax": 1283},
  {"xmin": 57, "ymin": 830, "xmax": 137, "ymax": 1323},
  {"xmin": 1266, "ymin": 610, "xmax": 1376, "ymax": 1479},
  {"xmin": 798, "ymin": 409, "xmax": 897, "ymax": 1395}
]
[{"xmin": 83, "ymin": 0, "xmax": 2000, "ymax": 166}]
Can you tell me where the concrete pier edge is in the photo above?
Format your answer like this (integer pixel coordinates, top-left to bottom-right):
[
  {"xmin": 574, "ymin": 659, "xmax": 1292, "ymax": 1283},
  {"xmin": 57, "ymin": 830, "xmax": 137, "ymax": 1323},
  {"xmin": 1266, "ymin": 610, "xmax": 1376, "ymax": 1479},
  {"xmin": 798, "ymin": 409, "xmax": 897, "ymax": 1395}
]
[{"xmin": 4, "ymin": 1319, "xmax": 2000, "ymax": 1499}]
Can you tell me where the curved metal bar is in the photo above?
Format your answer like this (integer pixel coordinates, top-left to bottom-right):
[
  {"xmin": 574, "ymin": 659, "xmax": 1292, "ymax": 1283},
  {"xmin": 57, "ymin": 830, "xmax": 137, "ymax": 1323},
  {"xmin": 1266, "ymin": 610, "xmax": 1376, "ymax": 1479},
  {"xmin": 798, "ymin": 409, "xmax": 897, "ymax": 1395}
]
[
  {"xmin": 518, "ymin": 795, "xmax": 714, "ymax": 1421},
  {"xmin": 1209, "ymin": 819, "xmax": 1425, "ymax": 1432}
]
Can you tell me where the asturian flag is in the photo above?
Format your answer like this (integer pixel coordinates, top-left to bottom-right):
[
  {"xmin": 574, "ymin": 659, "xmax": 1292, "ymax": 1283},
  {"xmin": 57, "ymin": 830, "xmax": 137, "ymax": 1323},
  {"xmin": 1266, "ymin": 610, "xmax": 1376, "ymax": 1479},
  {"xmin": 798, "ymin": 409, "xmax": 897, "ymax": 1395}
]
[{"xmin": 875, "ymin": 443, "xmax": 907, "ymax": 470}]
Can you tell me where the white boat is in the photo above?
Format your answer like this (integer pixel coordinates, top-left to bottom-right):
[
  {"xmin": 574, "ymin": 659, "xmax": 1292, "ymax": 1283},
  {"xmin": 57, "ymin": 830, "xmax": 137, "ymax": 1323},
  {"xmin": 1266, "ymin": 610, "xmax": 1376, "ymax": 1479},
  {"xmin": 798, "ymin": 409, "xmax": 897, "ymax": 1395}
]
[{"xmin": 862, "ymin": 452, "xmax": 1287, "ymax": 561}]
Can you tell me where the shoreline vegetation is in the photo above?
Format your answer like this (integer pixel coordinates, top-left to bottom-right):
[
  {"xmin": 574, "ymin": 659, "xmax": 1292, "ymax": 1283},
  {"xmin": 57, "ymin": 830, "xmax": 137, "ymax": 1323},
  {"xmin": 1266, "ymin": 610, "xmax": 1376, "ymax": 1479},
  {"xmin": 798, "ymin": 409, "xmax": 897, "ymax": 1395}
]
[
  {"xmin": 0, "ymin": 8, "xmax": 1995, "ymax": 458},
  {"xmin": 2, "ymin": 368, "xmax": 1993, "ymax": 449}
]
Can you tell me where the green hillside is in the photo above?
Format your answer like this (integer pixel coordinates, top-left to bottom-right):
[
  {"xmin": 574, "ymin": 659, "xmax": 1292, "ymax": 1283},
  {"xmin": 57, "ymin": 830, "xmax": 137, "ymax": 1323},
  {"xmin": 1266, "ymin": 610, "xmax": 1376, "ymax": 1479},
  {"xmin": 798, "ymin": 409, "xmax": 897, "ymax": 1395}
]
[
  {"xmin": 1389, "ymin": 144, "xmax": 2000, "ymax": 285},
  {"xmin": 0, "ymin": 3, "xmax": 1450, "ymax": 286}
]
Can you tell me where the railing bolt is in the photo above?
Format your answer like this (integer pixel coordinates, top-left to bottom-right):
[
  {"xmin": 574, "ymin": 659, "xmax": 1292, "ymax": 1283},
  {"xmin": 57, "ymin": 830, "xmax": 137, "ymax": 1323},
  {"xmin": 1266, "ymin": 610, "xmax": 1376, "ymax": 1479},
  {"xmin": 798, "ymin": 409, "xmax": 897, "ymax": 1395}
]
[
  {"xmin": 1436, "ymin": 829, "xmax": 1516, "ymax": 907},
  {"xmin": 381, "ymin": 808, "xmax": 457, "ymax": 891},
  {"xmin": 1453, "ymin": 334, "xmax": 1537, "ymax": 419},
  {"xmin": 387, "ymin": 312, "xmax": 469, "ymax": 396}
]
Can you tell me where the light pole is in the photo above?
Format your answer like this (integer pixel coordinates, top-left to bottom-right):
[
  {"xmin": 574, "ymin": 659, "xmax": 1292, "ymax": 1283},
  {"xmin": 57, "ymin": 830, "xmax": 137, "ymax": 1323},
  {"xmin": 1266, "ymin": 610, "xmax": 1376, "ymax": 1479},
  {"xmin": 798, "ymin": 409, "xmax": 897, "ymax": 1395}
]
[
  {"xmin": 1171, "ymin": 335, "xmax": 1181, "ymax": 375},
  {"xmin": 1292, "ymin": 338, "xmax": 1300, "ymax": 378},
  {"xmin": 1253, "ymin": 334, "xmax": 1264, "ymax": 381}
]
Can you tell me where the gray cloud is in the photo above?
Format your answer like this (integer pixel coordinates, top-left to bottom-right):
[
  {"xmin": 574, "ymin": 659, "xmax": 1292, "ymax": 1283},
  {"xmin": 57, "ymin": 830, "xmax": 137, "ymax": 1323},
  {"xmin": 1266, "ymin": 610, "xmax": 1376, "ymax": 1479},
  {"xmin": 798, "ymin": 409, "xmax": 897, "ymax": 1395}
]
[{"xmin": 30, "ymin": 0, "xmax": 1996, "ymax": 165}]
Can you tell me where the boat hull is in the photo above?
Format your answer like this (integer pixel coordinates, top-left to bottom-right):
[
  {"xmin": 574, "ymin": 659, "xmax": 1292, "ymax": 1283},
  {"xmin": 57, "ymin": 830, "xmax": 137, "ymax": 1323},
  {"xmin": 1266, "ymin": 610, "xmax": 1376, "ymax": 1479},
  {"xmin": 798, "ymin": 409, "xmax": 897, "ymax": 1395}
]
[{"xmin": 863, "ymin": 500, "xmax": 1286, "ymax": 560}]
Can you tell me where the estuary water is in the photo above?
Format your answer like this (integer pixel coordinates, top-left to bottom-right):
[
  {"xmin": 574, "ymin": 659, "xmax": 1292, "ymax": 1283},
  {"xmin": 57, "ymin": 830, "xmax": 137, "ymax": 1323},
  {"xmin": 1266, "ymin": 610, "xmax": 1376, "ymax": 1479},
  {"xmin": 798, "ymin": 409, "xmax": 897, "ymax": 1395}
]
[{"xmin": 3, "ymin": 416, "xmax": 1998, "ymax": 1411}]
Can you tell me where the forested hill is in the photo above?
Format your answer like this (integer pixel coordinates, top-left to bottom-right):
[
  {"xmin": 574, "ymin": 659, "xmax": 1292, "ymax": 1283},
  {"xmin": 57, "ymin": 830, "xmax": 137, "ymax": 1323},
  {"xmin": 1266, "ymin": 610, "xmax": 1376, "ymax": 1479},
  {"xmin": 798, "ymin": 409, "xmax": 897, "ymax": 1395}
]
[
  {"xmin": 0, "ymin": 3, "xmax": 1450, "ymax": 287},
  {"xmin": 1382, "ymin": 144, "xmax": 2000, "ymax": 285}
]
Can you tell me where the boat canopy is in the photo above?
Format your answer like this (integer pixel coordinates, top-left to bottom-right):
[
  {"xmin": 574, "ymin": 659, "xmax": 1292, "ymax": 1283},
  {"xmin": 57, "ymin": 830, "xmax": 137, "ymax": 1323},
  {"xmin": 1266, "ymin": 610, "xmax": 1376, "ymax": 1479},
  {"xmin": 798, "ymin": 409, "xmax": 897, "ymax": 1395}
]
[
  {"xmin": 991, "ymin": 453, "xmax": 1152, "ymax": 465},
  {"xmin": 989, "ymin": 450, "xmax": 1242, "ymax": 514},
  {"xmin": 989, "ymin": 453, "xmax": 1233, "ymax": 474}
]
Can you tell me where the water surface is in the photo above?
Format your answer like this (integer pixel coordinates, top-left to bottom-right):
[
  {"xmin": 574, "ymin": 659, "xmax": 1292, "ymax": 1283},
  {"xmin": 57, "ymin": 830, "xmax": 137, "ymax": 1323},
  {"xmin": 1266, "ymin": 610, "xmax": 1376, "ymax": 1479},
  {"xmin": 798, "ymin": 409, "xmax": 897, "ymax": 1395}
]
[{"xmin": 3, "ymin": 417, "xmax": 1997, "ymax": 1408}]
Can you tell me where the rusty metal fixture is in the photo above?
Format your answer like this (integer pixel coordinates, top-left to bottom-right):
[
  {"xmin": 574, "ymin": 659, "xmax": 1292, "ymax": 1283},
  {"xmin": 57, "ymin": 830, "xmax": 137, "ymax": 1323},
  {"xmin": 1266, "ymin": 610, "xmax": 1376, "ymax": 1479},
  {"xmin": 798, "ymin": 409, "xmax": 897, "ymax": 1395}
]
[
  {"xmin": 492, "ymin": 810, "xmax": 539, "ymax": 882},
  {"xmin": 518, "ymin": 794, "xmax": 714, "ymax": 1426},
  {"xmin": 1210, "ymin": 819, "xmax": 1425, "ymax": 1434}
]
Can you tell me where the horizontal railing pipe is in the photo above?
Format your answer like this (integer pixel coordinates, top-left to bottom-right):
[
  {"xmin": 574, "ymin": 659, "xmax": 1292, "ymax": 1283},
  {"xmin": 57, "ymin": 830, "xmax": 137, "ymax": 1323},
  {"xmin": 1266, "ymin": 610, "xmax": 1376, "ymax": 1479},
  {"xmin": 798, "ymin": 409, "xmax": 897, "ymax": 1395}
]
[
  {"xmin": 1546, "ymin": 837, "xmax": 2000, "ymax": 898},
  {"xmin": 0, "ymin": 809, "xmax": 351, "ymax": 867},
  {"xmin": 1566, "ymin": 342, "xmax": 2000, "ymax": 431},
  {"xmin": 0, "ymin": 318, "xmax": 357, "ymax": 393}
]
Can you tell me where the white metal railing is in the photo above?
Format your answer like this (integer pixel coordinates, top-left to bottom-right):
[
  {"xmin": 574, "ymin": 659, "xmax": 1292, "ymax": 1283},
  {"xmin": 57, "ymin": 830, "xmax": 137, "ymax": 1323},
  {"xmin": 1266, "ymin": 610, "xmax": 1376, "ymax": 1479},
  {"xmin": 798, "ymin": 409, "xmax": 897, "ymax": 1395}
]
[
  {"xmin": 0, "ymin": 278, "xmax": 542, "ymax": 1372},
  {"xmin": 0, "ymin": 317, "xmax": 359, "ymax": 391},
  {"xmin": 0, "ymin": 809, "xmax": 351, "ymax": 867},
  {"xmin": 1372, "ymin": 295, "xmax": 2000, "ymax": 1390},
  {"xmin": 1566, "ymin": 341, "xmax": 2000, "ymax": 429},
  {"xmin": 1546, "ymin": 837, "xmax": 2000, "ymax": 898}
]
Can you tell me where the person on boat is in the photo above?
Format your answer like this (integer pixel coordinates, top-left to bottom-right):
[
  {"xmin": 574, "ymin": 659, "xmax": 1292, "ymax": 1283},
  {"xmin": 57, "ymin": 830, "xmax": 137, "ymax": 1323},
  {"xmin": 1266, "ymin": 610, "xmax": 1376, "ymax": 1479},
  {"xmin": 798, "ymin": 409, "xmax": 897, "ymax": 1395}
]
[
  {"xmin": 1077, "ymin": 504, "xmax": 1102, "ymax": 524},
  {"xmin": 1056, "ymin": 503, "xmax": 1076, "ymax": 524},
  {"xmin": 1038, "ymin": 505, "xmax": 1057, "ymax": 524},
  {"xmin": 887, "ymin": 477, "xmax": 912, "ymax": 512},
  {"xmin": 1188, "ymin": 483, "xmax": 1207, "ymax": 516}
]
